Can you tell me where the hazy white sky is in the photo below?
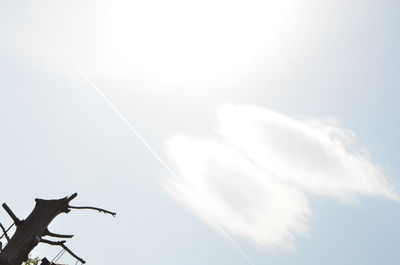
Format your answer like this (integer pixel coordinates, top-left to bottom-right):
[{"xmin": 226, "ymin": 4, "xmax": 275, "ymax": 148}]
[{"xmin": 1, "ymin": 1, "xmax": 400, "ymax": 265}]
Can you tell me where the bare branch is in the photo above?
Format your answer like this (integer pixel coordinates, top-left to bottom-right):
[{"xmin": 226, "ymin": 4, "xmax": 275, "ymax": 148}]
[
  {"xmin": 66, "ymin": 193, "xmax": 78, "ymax": 202},
  {"xmin": 0, "ymin": 222, "xmax": 10, "ymax": 241},
  {"xmin": 68, "ymin": 206, "xmax": 116, "ymax": 217},
  {"xmin": 0, "ymin": 194, "xmax": 114, "ymax": 265},
  {"xmin": 39, "ymin": 238, "xmax": 66, "ymax": 246},
  {"xmin": 2, "ymin": 203, "xmax": 21, "ymax": 226},
  {"xmin": 39, "ymin": 238, "xmax": 86, "ymax": 264},
  {"xmin": 44, "ymin": 229, "xmax": 74, "ymax": 239}
]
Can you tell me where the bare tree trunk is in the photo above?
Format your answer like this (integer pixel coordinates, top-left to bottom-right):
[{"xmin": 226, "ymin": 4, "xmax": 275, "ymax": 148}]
[{"xmin": 0, "ymin": 193, "xmax": 115, "ymax": 265}]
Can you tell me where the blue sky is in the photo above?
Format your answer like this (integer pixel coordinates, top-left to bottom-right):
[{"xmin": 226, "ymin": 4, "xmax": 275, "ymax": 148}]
[{"xmin": 1, "ymin": 1, "xmax": 400, "ymax": 264}]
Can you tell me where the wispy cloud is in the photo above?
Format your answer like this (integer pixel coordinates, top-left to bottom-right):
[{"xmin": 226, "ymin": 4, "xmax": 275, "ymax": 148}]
[{"xmin": 166, "ymin": 104, "xmax": 398, "ymax": 248}]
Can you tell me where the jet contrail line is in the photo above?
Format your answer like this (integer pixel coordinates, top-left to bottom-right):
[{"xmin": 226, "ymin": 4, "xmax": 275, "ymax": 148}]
[
  {"xmin": 72, "ymin": 61, "xmax": 256, "ymax": 265},
  {"xmin": 73, "ymin": 62, "xmax": 175, "ymax": 178}
]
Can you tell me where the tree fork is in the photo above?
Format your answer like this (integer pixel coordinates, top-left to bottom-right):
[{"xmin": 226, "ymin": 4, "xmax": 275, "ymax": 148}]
[{"xmin": 0, "ymin": 193, "xmax": 115, "ymax": 265}]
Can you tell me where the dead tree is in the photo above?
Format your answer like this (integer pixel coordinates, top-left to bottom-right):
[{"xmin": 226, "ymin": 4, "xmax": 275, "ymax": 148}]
[{"xmin": 0, "ymin": 193, "xmax": 115, "ymax": 265}]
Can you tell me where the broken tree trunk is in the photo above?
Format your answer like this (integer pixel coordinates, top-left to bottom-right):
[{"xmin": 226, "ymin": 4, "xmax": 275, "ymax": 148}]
[{"xmin": 0, "ymin": 193, "xmax": 115, "ymax": 265}]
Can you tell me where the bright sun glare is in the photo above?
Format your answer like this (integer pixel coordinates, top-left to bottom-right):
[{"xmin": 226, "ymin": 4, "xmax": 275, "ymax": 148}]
[{"xmin": 99, "ymin": 0, "xmax": 293, "ymax": 83}]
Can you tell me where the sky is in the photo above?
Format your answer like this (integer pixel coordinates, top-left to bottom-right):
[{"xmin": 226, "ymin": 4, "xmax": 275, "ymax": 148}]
[{"xmin": 1, "ymin": 0, "xmax": 400, "ymax": 264}]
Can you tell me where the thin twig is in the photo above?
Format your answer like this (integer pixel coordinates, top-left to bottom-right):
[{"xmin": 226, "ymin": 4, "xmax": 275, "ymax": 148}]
[
  {"xmin": 69, "ymin": 206, "xmax": 116, "ymax": 217},
  {"xmin": 45, "ymin": 229, "xmax": 74, "ymax": 239},
  {"xmin": 40, "ymin": 238, "xmax": 86, "ymax": 264}
]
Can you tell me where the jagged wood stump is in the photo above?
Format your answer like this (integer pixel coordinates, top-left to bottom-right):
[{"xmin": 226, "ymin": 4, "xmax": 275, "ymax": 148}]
[{"xmin": 0, "ymin": 193, "xmax": 115, "ymax": 265}]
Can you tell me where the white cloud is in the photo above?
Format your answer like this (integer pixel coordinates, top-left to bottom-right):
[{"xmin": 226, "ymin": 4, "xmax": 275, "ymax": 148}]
[{"xmin": 166, "ymin": 104, "xmax": 398, "ymax": 248}]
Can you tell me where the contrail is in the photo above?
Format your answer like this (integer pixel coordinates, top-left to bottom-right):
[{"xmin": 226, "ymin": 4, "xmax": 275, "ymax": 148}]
[
  {"xmin": 72, "ymin": 61, "xmax": 256, "ymax": 265},
  {"xmin": 72, "ymin": 61, "xmax": 175, "ymax": 178}
]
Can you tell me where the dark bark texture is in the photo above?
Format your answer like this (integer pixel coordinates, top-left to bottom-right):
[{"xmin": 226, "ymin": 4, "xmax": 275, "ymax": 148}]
[{"xmin": 0, "ymin": 193, "xmax": 115, "ymax": 265}]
